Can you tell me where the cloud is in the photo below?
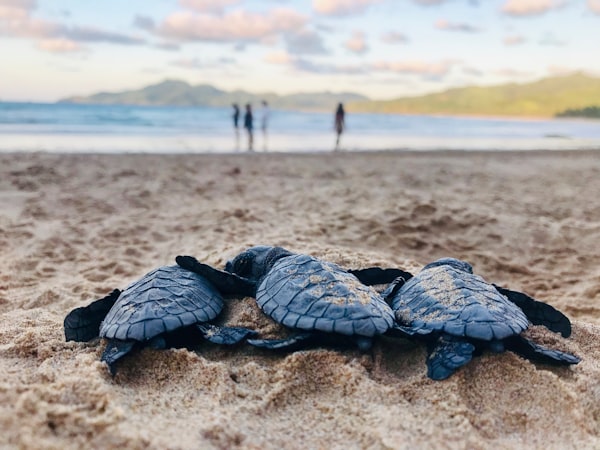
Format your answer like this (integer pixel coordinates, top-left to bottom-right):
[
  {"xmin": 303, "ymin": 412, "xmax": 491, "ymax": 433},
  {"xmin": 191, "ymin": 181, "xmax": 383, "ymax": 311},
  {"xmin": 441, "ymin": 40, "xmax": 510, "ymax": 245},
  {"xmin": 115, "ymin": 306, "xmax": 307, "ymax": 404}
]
[
  {"xmin": 547, "ymin": 65, "xmax": 578, "ymax": 75},
  {"xmin": 539, "ymin": 32, "xmax": 565, "ymax": 46},
  {"xmin": 494, "ymin": 68, "xmax": 532, "ymax": 77},
  {"xmin": 262, "ymin": 52, "xmax": 456, "ymax": 79},
  {"xmin": 504, "ymin": 34, "xmax": 526, "ymax": 45},
  {"xmin": 155, "ymin": 41, "xmax": 180, "ymax": 51},
  {"xmin": 292, "ymin": 57, "xmax": 366, "ymax": 74},
  {"xmin": 65, "ymin": 26, "xmax": 146, "ymax": 45},
  {"xmin": 501, "ymin": 0, "xmax": 565, "ymax": 17},
  {"xmin": 0, "ymin": 2, "xmax": 32, "ymax": 20},
  {"xmin": 171, "ymin": 57, "xmax": 211, "ymax": 69},
  {"xmin": 588, "ymin": 0, "xmax": 600, "ymax": 13},
  {"xmin": 0, "ymin": 0, "xmax": 36, "ymax": 7},
  {"xmin": 0, "ymin": 1, "xmax": 147, "ymax": 51},
  {"xmin": 36, "ymin": 38, "xmax": 83, "ymax": 53},
  {"xmin": 435, "ymin": 20, "xmax": 480, "ymax": 32},
  {"xmin": 462, "ymin": 66, "xmax": 483, "ymax": 77},
  {"xmin": 171, "ymin": 56, "xmax": 236, "ymax": 69},
  {"xmin": 312, "ymin": 0, "xmax": 381, "ymax": 16},
  {"xmin": 0, "ymin": 15, "xmax": 59, "ymax": 38},
  {"xmin": 179, "ymin": 0, "xmax": 242, "ymax": 13},
  {"xmin": 133, "ymin": 15, "xmax": 155, "ymax": 31},
  {"xmin": 412, "ymin": 0, "xmax": 448, "ymax": 4},
  {"xmin": 0, "ymin": 0, "xmax": 36, "ymax": 18},
  {"xmin": 344, "ymin": 31, "xmax": 367, "ymax": 54},
  {"xmin": 264, "ymin": 50, "xmax": 293, "ymax": 64},
  {"xmin": 284, "ymin": 29, "xmax": 327, "ymax": 55},
  {"xmin": 380, "ymin": 31, "xmax": 408, "ymax": 44},
  {"xmin": 372, "ymin": 59, "xmax": 456, "ymax": 77},
  {"xmin": 158, "ymin": 8, "xmax": 307, "ymax": 42}
]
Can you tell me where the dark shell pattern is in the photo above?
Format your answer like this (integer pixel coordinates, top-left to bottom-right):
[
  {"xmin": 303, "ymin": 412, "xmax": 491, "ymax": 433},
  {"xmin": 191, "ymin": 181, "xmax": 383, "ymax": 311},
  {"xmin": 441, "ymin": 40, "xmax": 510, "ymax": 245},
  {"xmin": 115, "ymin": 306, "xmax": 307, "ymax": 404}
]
[
  {"xmin": 256, "ymin": 254, "xmax": 395, "ymax": 337},
  {"xmin": 392, "ymin": 265, "xmax": 529, "ymax": 341},
  {"xmin": 100, "ymin": 265, "xmax": 223, "ymax": 342}
]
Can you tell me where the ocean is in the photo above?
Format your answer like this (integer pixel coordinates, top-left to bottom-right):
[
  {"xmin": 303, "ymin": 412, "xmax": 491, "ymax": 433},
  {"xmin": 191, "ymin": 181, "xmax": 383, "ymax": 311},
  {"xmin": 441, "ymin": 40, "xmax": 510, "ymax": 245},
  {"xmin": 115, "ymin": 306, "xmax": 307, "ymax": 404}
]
[{"xmin": 1, "ymin": 102, "xmax": 599, "ymax": 153}]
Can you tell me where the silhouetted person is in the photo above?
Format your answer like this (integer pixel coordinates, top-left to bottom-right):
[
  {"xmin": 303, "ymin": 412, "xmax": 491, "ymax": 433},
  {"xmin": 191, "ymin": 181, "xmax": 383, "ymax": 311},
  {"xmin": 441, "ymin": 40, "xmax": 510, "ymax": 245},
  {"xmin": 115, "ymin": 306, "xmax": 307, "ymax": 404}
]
[
  {"xmin": 232, "ymin": 104, "xmax": 240, "ymax": 129},
  {"xmin": 334, "ymin": 103, "xmax": 345, "ymax": 150},
  {"xmin": 232, "ymin": 103, "xmax": 240, "ymax": 150},
  {"xmin": 260, "ymin": 100, "xmax": 269, "ymax": 150},
  {"xmin": 244, "ymin": 103, "xmax": 253, "ymax": 151}
]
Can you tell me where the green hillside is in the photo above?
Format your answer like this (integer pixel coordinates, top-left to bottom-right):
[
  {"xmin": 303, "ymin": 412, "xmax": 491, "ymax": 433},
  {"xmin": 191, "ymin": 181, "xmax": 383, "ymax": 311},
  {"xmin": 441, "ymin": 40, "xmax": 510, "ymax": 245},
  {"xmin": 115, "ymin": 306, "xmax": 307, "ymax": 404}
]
[
  {"xmin": 349, "ymin": 73, "xmax": 600, "ymax": 118},
  {"xmin": 557, "ymin": 106, "xmax": 600, "ymax": 118},
  {"xmin": 61, "ymin": 79, "xmax": 367, "ymax": 111}
]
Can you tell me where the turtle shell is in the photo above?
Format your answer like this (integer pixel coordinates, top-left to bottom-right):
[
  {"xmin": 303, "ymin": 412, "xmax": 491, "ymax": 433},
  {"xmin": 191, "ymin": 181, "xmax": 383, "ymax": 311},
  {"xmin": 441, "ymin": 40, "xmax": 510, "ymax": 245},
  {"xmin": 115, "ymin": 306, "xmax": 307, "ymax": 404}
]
[
  {"xmin": 256, "ymin": 254, "xmax": 394, "ymax": 337},
  {"xmin": 392, "ymin": 264, "xmax": 529, "ymax": 341},
  {"xmin": 100, "ymin": 265, "xmax": 223, "ymax": 342}
]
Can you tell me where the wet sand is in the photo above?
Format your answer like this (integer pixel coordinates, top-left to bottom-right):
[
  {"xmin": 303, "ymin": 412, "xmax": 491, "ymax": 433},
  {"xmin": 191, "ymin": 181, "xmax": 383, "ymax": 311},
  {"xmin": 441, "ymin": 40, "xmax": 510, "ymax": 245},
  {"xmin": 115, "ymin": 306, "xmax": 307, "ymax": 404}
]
[{"xmin": 1, "ymin": 150, "xmax": 599, "ymax": 449}]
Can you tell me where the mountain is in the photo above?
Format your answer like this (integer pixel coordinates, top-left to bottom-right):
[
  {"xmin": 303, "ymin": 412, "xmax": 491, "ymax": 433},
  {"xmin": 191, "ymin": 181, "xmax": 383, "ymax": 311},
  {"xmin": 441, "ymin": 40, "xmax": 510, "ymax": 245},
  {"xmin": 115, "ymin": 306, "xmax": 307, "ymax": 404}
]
[
  {"xmin": 350, "ymin": 73, "xmax": 600, "ymax": 118},
  {"xmin": 60, "ymin": 79, "xmax": 369, "ymax": 111},
  {"xmin": 60, "ymin": 73, "xmax": 600, "ymax": 118}
]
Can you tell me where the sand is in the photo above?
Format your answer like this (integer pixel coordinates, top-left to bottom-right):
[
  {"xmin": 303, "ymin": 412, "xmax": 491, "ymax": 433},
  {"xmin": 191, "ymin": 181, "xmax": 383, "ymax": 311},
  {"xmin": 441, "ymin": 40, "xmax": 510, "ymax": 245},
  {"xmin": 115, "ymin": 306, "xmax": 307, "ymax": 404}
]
[{"xmin": 1, "ymin": 150, "xmax": 599, "ymax": 449}]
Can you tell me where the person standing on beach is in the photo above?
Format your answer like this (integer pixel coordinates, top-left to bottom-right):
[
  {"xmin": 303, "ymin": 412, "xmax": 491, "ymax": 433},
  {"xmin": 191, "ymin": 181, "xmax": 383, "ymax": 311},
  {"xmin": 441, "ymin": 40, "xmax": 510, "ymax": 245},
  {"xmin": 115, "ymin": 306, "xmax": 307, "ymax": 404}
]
[
  {"xmin": 260, "ymin": 100, "xmax": 270, "ymax": 150},
  {"xmin": 244, "ymin": 103, "xmax": 254, "ymax": 151},
  {"xmin": 232, "ymin": 104, "xmax": 240, "ymax": 129},
  {"xmin": 334, "ymin": 103, "xmax": 345, "ymax": 150},
  {"xmin": 232, "ymin": 103, "xmax": 240, "ymax": 150}
]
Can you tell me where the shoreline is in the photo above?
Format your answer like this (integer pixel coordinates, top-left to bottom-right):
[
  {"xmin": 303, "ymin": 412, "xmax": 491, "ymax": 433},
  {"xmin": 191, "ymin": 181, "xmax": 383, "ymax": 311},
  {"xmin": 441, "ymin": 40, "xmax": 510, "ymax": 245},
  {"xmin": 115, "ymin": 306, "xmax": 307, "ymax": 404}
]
[
  {"xmin": 1, "ymin": 144, "xmax": 599, "ymax": 156},
  {"xmin": 1, "ymin": 150, "xmax": 599, "ymax": 448}
]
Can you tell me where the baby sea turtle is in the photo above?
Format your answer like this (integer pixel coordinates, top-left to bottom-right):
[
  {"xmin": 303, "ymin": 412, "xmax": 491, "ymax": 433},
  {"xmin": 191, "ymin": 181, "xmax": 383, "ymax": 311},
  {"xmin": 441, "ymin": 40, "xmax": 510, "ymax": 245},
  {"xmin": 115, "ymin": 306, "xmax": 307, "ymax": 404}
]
[
  {"xmin": 382, "ymin": 257, "xmax": 579, "ymax": 380},
  {"xmin": 64, "ymin": 264, "xmax": 255, "ymax": 374},
  {"xmin": 176, "ymin": 246, "xmax": 395, "ymax": 351}
]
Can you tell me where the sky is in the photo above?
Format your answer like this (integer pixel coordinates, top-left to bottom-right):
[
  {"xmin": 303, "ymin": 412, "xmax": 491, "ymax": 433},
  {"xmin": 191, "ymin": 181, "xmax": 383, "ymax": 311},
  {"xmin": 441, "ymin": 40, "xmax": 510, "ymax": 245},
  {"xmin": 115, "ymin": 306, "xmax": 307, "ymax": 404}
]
[{"xmin": 1, "ymin": 0, "xmax": 600, "ymax": 102}]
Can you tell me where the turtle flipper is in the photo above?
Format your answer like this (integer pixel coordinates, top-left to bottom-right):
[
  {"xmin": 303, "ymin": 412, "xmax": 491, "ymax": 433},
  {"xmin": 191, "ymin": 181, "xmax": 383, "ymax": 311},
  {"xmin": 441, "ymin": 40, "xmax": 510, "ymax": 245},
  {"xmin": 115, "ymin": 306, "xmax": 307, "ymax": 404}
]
[
  {"xmin": 426, "ymin": 335, "xmax": 475, "ymax": 380},
  {"xmin": 505, "ymin": 335, "xmax": 580, "ymax": 365},
  {"xmin": 247, "ymin": 332, "xmax": 314, "ymax": 350},
  {"xmin": 349, "ymin": 267, "xmax": 414, "ymax": 286},
  {"xmin": 494, "ymin": 285, "xmax": 572, "ymax": 337},
  {"xmin": 101, "ymin": 339, "xmax": 136, "ymax": 375},
  {"xmin": 382, "ymin": 276, "xmax": 410, "ymax": 303},
  {"xmin": 176, "ymin": 255, "xmax": 256, "ymax": 297},
  {"xmin": 64, "ymin": 289, "xmax": 121, "ymax": 342},
  {"xmin": 197, "ymin": 323, "xmax": 257, "ymax": 345},
  {"xmin": 389, "ymin": 323, "xmax": 419, "ymax": 337}
]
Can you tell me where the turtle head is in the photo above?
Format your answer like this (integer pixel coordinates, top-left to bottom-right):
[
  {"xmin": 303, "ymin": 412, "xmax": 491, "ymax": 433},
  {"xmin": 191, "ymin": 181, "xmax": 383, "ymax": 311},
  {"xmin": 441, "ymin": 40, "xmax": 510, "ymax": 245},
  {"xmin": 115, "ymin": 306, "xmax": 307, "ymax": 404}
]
[
  {"xmin": 423, "ymin": 257, "xmax": 473, "ymax": 274},
  {"xmin": 225, "ymin": 246, "xmax": 293, "ymax": 283}
]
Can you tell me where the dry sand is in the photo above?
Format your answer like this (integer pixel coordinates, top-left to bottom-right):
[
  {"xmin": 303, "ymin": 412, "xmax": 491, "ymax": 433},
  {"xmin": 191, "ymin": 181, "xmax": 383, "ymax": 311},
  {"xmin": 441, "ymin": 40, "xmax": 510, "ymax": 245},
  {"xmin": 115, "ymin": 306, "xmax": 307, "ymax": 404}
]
[{"xmin": 1, "ymin": 150, "xmax": 599, "ymax": 449}]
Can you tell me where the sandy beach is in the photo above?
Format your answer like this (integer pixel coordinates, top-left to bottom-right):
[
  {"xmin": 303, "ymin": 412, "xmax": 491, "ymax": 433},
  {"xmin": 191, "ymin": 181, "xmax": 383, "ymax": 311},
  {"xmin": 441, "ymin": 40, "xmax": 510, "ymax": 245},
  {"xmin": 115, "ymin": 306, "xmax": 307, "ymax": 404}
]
[{"xmin": 1, "ymin": 150, "xmax": 599, "ymax": 449}]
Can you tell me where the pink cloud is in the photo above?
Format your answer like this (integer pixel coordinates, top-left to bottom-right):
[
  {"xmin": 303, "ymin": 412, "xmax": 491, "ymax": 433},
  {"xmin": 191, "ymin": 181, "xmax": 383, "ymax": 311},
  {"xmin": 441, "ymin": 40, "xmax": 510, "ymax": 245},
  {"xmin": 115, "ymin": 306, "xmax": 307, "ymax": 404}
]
[
  {"xmin": 589, "ymin": 0, "xmax": 600, "ymax": 13},
  {"xmin": 547, "ymin": 65, "xmax": 578, "ymax": 75},
  {"xmin": 501, "ymin": 0, "xmax": 564, "ymax": 16},
  {"xmin": 159, "ymin": 8, "xmax": 307, "ymax": 42},
  {"xmin": 0, "ymin": 15, "xmax": 60, "ymax": 38},
  {"xmin": 344, "ymin": 31, "xmax": 367, "ymax": 54},
  {"xmin": 381, "ymin": 31, "xmax": 408, "ymax": 44},
  {"xmin": 312, "ymin": 0, "xmax": 381, "ymax": 16},
  {"xmin": 0, "ymin": 0, "xmax": 36, "ymax": 16},
  {"xmin": 435, "ymin": 19, "xmax": 479, "ymax": 32},
  {"xmin": 37, "ymin": 38, "xmax": 83, "ymax": 53},
  {"xmin": 494, "ymin": 68, "xmax": 532, "ymax": 77},
  {"xmin": 413, "ymin": 0, "xmax": 448, "ymax": 4},
  {"xmin": 179, "ymin": 0, "xmax": 241, "ymax": 13},
  {"xmin": 504, "ymin": 34, "xmax": 526, "ymax": 45},
  {"xmin": 0, "ymin": 1, "xmax": 58, "ymax": 36},
  {"xmin": 264, "ymin": 50, "xmax": 293, "ymax": 64},
  {"xmin": 0, "ymin": 0, "xmax": 146, "ymax": 50}
]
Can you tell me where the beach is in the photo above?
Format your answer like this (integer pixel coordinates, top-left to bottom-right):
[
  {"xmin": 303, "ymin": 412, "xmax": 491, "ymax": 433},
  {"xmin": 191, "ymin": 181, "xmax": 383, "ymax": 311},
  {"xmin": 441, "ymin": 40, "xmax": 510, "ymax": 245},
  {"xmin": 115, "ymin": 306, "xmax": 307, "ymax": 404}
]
[{"xmin": 1, "ymin": 149, "xmax": 599, "ymax": 449}]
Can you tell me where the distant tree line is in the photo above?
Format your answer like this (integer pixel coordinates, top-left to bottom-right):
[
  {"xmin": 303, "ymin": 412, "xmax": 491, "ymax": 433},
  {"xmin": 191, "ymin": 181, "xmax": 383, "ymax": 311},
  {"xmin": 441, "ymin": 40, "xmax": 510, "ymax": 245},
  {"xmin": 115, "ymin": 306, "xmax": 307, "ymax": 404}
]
[{"xmin": 556, "ymin": 106, "xmax": 600, "ymax": 119}]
